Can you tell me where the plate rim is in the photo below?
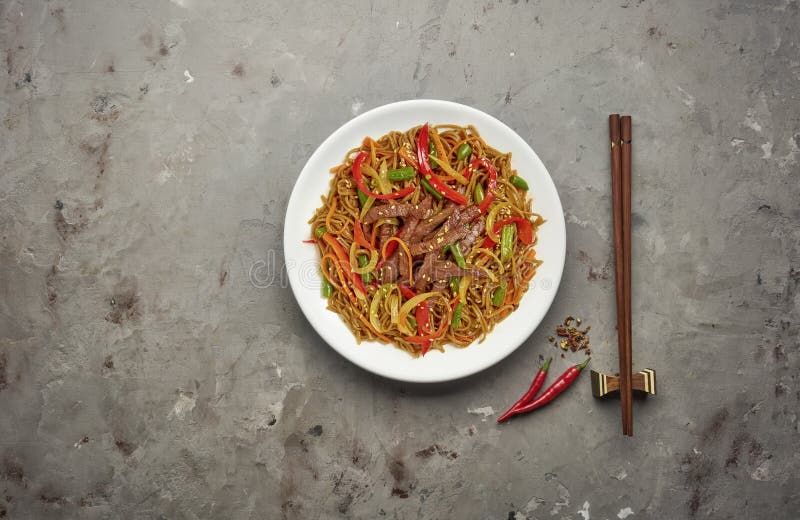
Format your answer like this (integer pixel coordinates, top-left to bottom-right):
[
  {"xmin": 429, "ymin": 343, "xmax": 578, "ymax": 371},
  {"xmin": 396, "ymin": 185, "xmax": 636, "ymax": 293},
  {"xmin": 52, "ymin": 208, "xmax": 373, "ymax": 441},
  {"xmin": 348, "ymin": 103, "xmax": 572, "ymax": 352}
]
[{"xmin": 284, "ymin": 99, "xmax": 566, "ymax": 383}]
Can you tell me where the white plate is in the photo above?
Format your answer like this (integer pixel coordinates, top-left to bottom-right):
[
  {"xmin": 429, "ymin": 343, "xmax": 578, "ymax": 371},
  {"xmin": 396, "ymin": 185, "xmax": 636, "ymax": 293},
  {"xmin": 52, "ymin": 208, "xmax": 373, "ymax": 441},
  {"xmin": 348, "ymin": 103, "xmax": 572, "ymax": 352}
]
[{"xmin": 284, "ymin": 100, "xmax": 565, "ymax": 383}]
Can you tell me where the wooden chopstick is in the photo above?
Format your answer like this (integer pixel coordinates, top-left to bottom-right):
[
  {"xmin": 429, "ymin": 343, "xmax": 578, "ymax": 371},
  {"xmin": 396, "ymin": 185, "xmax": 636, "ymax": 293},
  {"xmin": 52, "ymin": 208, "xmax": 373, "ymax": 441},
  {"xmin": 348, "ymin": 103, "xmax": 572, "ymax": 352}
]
[
  {"xmin": 620, "ymin": 116, "xmax": 633, "ymax": 436},
  {"xmin": 608, "ymin": 114, "xmax": 631, "ymax": 436}
]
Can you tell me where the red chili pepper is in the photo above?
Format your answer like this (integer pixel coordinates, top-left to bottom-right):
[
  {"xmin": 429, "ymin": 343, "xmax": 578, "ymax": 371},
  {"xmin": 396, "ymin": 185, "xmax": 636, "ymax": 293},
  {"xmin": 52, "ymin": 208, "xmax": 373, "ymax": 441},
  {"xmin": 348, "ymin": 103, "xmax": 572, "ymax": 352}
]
[
  {"xmin": 352, "ymin": 152, "xmax": 414, "ymax": 200},
  {"xmin": 497, "ymin": 358, "xmax": 590, "ymax": 423},
  {"xmin": 468, "ymin": 157, "xmax": 498, "ymax": 215},
  {"xmin": 321, "ymin": 232, "xmax": 368, "ymax": 298},
  {"xmin": 353, "ymin": 219, "xmax": 375, "ymax": 251},
  {"xmin": 496, "ymin": 357, "xmax": 552, "ymax": 422},
  {"xmin": 416, "ymin": 124, "xmax": 468, "ymax": 205},
  {"xmin": 480, "ymin": 217, "xmax": 534, "ymax": 248}
]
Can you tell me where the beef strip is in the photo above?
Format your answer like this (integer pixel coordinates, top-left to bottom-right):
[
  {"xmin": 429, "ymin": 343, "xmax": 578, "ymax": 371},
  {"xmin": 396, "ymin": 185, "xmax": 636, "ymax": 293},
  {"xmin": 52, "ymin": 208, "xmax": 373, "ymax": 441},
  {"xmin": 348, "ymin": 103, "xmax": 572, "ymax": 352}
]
[
  {"xmin": 397, "ymin": 255, "xmax": 412, "ymax": 284},
  {"xmin": 377, "ymin": 200, "xmax": 433, "ymax": 284},
  {"xmin": 422, "ymin": 208, "xmax": 460, "ymax": 242},
  {"xmin": 431, "ymin": 279, "xmax": 449, "ymax": 292},
  {"xmin": 428, "ymin": 260, "xmax": 488, "ymax": 281},
  {"xmin": 413, "ymin": 252, "xmax": 438, "ymax": 292},
  {"xmin": 414, "ymin": 255, "xmax": 488, "ymax": 291},
  {"xmin": 364, "ymin": 200, "xmax": 432, "ymax": 224},
  {"xmin": 413, "ymin": 205, "xmax": 456, "ymax": 238},
  {"xmin": 381, "ymin": 258, "xmax": 399, "ymax": 283},
  {"xmin": 382, "ymin": 199, "xmax": 432, "ymax": 284},
  {"xmin": 377, "ymin": 223, "xmax": 398, "ymax": 282},
  {"xmin": 408, "ymin": 206, "xmax": 481, "ymax": 256},
  {"xmin": 458, "ymin": 218, "xmax": 486, "ymax": 256},
  {"xmin": 377, "ymin": 223, "xmax": 396, "ymax": 250}
]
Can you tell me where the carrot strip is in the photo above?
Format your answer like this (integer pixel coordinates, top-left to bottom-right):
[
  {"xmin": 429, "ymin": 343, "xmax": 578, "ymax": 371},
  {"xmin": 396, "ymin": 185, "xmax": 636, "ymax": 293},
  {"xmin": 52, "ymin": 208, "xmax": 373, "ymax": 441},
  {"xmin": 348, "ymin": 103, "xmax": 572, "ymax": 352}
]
[
  {"xmin": 431, "ymin": 129, "xmax": 448, "ymax": 168},
  {"xmin": 325, "ymin": 196, "xmax": 342, "ymax": 235},
  {"xmin": 321, "ymin": 253, "xmax": 356, "ymax": 303},
  {"xmin": 353, "ymin": 219, "xmax": 375, "ymax": 251},
  {"xmin": 397, "ymin": 147, "xmax": 419, "ymax": 170}
]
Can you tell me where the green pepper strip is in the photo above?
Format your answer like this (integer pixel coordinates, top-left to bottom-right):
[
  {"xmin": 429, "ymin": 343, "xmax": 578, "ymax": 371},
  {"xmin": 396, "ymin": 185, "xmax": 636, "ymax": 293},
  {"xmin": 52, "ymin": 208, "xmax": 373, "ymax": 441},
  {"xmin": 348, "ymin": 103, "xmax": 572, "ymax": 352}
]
[
  {"xmin": 509, "ymin": 175, "xmax": 529, "ymax": 191},
  {"xmin": 420, "ymin": 176, "xmax": 443, "ymax": 200},
  {"xmin": 357, "ymin": 188, "xmax": 368, "ymax": 207},
  {"xmin": 452, "ymin": 301, "xmax": 463, "ymax": 327},
  {"xmin": 450, "ymin": 242, "xmax": 467, "ymax": 269},
  {"xmin": 387, "ymin": 167, "xmax": 416, "ymax": 182},
  {"xmin": 321, "ymin": 271, "xmax": 333, "ymax": 297},
  {"xmin": 449, "ymin": 276, "xmax": 460, "ymax": 294},
  {"xmin": 315, "ymin": 226, "xmax": 327, "ymax": 239},
  {"xmin": 500, "ymin": 224, "xmax": 515, "ymax": 263},
  {"xmin": 492, "ymin": 281, "xmax": 507, "ymax": 307},
  {"xmin": 358, "ymin": 254, "xmax": 372, "ymax": 283},
  {"xmin": 473, "ymin": 183, "xmax": 484, "ymax": 204},
  {"xmin": 457, "ymin": 143, "xmax": 472, "ymax": 161}
]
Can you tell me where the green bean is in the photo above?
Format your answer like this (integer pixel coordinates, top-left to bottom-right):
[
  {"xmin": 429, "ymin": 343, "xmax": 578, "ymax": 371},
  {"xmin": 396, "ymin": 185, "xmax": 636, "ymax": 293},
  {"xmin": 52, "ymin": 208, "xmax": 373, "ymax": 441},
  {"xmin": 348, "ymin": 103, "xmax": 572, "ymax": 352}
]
[
  {"xmin": 473, "ymin": 183, "xmax": 485, "ymax": 204},
  {"xmin": 492, "ymin": 280, "xmax": 507, "ymax": 307},
  {"xmin": 420, "ymin": 176, "xmax": 443, "ymax": 200},
  {"xmin": 450, "ymin": 242, "xmax": 467, "ymax": 269},
  {"xmin": 449, "ymin": 276, "xmax": 460, "ymax": 294},
  {"xmin": 457, "ymin": 143, "xmax": 472, "ymax": 161},
  {"xmin": 358, "ymin": 254, "xmax": 372, "ymax": 283},
  {"xmin": 452, "ymin": 301, "xmax": 463, "ymax": 327},
  {"xmin": 387, "ymin": 167, "xmax": 416, "ymax": 182},
  {"xmin": 408, "ymin": 316, "xmax": 417, "ymax": 330},
  {"xmin": 315, "ymin": 226, "xmax": 327, "ymax": 238},
  {"xmin": 509, "ymin": 175, "xmax": 529, "ymax": 191},
  {"xmin": 321, "ymin": 271, "xmax": 333, "ymax": 297},
  {"xmin": 500, "ymin": 224, "xmax": 515, "ymax": 263},
  {"xmin": 357, "ymin": 188, "xmax": 368, "ymax": 207}
]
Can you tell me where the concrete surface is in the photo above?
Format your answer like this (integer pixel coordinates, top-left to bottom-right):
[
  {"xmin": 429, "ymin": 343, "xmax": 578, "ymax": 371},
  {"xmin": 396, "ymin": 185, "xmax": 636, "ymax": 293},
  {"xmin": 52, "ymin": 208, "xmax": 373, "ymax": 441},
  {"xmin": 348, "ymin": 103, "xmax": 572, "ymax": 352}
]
[{"xmin": 1, "ymin": 0, "xmax": 798, "ymax": 518}]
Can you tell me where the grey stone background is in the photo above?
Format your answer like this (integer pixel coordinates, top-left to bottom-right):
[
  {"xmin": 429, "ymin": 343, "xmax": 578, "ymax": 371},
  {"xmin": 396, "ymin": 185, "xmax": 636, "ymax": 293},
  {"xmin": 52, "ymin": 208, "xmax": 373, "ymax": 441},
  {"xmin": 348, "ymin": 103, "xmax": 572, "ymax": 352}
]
[{"xmin": 1, "ymin": 0, "xmax": 798, "ymax": 518}]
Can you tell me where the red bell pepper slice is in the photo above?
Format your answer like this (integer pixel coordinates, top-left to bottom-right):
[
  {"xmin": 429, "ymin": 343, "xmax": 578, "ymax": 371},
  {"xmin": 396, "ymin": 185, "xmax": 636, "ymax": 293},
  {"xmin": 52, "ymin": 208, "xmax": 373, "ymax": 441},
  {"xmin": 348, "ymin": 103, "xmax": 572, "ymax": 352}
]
[
  {"xmin": 479, "ymin": 217, "xmax": 534, "ymax": 249},
  {"xmin": 382, "ymin": 228, "xmax": 402, "ymax": 259},
  {"xmin": 415, "ymin": 302, "xmax": 432, "ymax": 356},
  {"xmin": 398, "ymin": 285, "xmax": 415, "ymax": 300},
  {"xmin": 416, "ymin": 124, "xmax": 468, "ymax": 205},
  {"xmin": 353, "ymin": 219, "xmax": 375, "ymax": 252},
  {"xmin": 321, "ymin": 232, "xmax": 368, "ymax": 297},
  {"xmin": 398, "ymin": 285, "xmax": 432, "ymax": 355},
  {"xmin": 352, "ymin": 152, "xmax": 414, "ymax": 200},
  {"xmin": 375, "ymin": 227, "xmax": 403, "ymax": 272},
  {"xmin": 469, "ymin": 157, "xmax": 498, "ymax": 215}
]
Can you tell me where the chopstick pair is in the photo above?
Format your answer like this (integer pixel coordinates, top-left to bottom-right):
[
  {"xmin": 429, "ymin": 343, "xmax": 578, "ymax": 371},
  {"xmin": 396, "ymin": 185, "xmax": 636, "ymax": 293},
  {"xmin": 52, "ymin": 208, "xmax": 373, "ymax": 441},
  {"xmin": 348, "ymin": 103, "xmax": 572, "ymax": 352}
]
[{"xmin": 609, "ymin": 114, "xmax": 633, "ymax": 436}]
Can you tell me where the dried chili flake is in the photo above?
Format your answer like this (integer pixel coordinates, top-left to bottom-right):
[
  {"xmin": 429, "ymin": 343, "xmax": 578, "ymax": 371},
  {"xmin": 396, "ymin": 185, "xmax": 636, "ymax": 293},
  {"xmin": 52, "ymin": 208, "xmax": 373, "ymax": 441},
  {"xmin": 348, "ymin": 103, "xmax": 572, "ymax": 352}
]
[{"xmin": 550, "ymin": 316, "xmax": 591, "ymax": 355}]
